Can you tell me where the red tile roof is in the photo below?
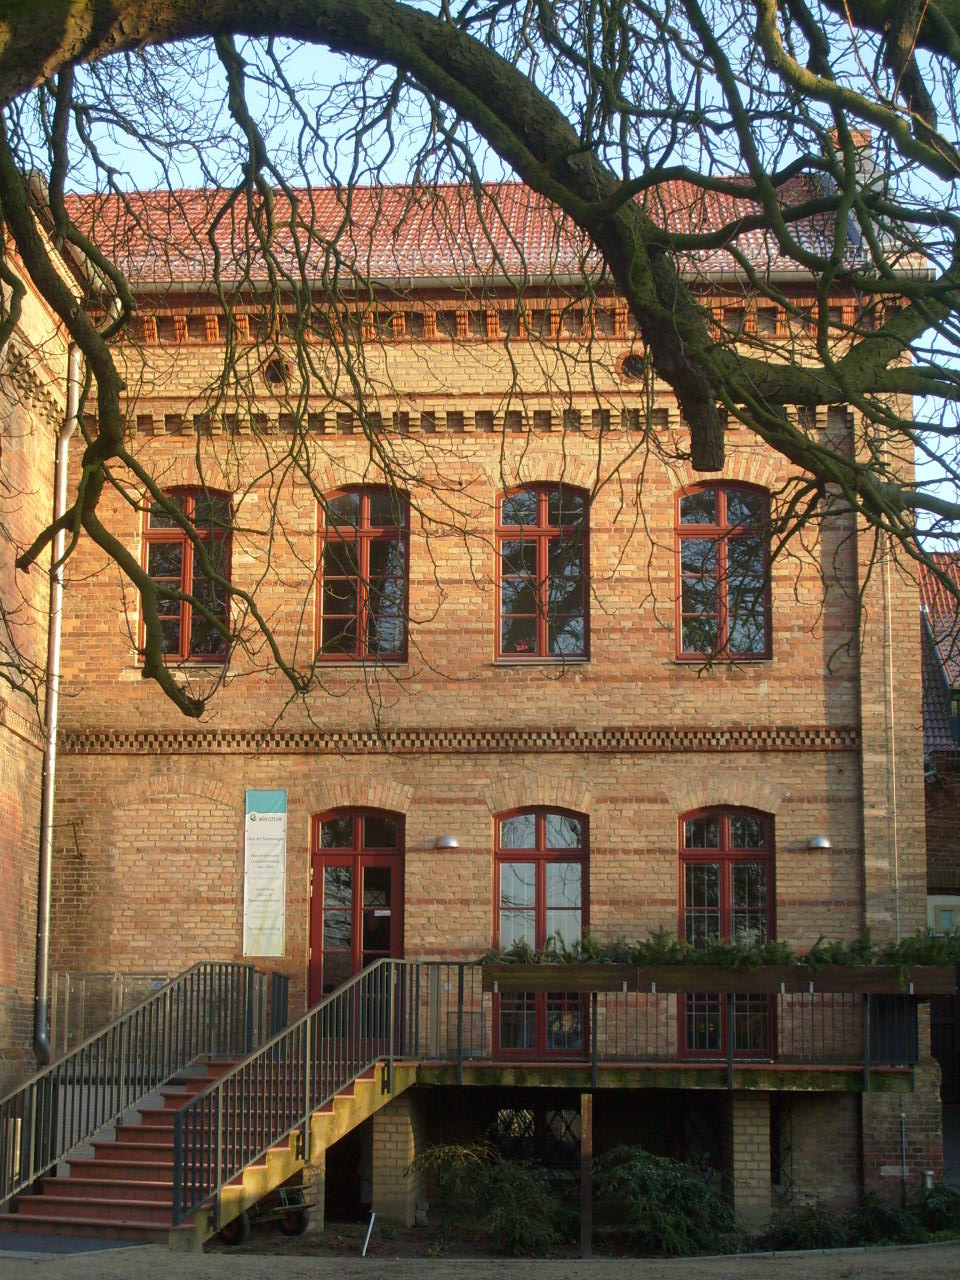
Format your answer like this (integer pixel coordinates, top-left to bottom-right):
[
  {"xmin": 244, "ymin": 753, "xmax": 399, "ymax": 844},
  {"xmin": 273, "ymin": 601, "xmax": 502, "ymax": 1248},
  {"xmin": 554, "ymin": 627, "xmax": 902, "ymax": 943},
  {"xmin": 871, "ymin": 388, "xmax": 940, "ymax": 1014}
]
[
  {"xmin": 63, "ymin": 179, "xmax": 844, "ymax": 286},
  {"xmin": 922, "ymin": 621, "xmax": 958, "ymax": 756}
]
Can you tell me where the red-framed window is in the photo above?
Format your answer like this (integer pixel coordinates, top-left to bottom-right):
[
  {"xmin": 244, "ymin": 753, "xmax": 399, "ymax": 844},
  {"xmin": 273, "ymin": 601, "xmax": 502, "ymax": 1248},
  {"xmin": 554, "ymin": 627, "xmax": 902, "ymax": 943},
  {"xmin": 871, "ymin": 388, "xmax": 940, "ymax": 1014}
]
[
  {"xmin": 496, "ymin": 485, "xmax": 588, "ymax": 659},
  {"xmin": 317, "ymin": 487, "xmax": 409, "ymax": 661},
  {"xmin": 495, "ymin": 807, "xmax": 587, "ymax": 1057},
  {"xmin": 676, "ymin": 483, "xmax": 770, "ymax": 659},
  {"xmin": 679, "ymin": 807, "xmax": 774, "ymax": 1058},
  {"xmin": 141, "ymin": 487, "xmax": 231, "ymax": 661}
]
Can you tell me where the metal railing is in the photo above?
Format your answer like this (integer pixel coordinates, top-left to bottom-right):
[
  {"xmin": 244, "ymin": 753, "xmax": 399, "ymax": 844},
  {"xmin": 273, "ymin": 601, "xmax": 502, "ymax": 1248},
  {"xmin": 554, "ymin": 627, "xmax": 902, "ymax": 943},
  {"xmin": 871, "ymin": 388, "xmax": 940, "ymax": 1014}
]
[
  {"xmin": 0, "ymin": 961, "xmax": 286, "ymax": 1204},
  {"xmin": 172, "ymin": 958, "xmax": 404, "ymax": 1225},
  {"xmin": 171, "ymin": 959, "xmax": 923, "ymax": 1226},
  {"xmin": 49, "ymin": 971, "xmax": 169, "ymax": 1058}
]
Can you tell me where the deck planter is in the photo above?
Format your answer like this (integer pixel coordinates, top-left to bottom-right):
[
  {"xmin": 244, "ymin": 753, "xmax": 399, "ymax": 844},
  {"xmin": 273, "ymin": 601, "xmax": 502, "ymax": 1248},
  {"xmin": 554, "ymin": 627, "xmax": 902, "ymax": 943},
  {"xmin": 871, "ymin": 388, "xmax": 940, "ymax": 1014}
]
[{"xmin": 480, "ymin": 961, "xmax": 957, "ymax": 996}]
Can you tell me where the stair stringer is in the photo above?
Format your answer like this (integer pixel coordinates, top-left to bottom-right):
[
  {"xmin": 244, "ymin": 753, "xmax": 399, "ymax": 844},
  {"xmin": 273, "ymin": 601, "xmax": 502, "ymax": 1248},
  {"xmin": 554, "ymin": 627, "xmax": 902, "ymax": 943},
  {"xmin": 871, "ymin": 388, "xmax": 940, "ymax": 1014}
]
[{"xmin": 177, "ymin": 1062, "xmax": 417, "ymax": 1250}]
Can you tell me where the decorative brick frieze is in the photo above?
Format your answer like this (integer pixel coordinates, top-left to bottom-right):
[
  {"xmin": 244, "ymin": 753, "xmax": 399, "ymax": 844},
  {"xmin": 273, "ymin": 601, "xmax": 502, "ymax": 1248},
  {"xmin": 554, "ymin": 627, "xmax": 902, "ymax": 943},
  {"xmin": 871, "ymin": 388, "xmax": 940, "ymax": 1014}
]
[
  {"xmin": 60, "ymin": 723, "xmax": 860, "ymax": 757},
  {"xmin": 0, "ymin": 697, "xmax": 44, "ymax": 750}
]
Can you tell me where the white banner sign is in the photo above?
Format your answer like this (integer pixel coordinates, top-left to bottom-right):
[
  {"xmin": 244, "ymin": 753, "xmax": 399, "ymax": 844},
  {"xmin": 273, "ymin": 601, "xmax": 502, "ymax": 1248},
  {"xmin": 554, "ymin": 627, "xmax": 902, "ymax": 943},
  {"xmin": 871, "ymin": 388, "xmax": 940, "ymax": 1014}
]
[{"xmin": 242, "ymin": 789, "xmax": 286, "ymax": 956}]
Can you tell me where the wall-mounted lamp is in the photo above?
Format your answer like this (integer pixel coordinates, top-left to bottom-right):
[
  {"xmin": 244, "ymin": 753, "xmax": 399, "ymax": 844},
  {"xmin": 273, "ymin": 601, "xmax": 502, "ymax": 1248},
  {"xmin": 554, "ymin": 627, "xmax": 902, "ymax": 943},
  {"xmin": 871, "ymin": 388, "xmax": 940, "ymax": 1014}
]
[
  {"xmin": 435, "ymin": 834, "xmax": 460, "ymax": 849},
  {"xmin": 807, "ymin": 834, "xmax": 832, "ymax": 850}
]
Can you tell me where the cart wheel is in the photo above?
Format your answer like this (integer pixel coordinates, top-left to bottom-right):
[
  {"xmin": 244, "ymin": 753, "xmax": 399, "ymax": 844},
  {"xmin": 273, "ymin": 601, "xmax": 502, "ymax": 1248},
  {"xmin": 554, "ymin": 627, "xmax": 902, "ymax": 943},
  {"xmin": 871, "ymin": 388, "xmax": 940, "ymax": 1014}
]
[
  {"xmin": 278, "ymin": 1205, "xmax": 310, "ymax": 1236},
  {"xmin": 219, "ymin": 1210, "xmax": 251, "ymax": 1245}
]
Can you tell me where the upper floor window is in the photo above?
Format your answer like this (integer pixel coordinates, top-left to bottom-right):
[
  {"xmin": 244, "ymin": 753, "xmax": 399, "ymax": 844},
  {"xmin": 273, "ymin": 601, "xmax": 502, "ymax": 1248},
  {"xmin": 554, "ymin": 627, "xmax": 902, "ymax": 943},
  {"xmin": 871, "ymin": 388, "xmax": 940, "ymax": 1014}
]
[
  {"xmin": 142, "ymin": 488, "xmax": 231, "ymax": 661},
  {"xmin": 676, "ymin": 483, "xmax": 769, "ymax": 659},
  {"xmin": 318, "ymin": 487, "xmax": 409, "ymax": 661},
  {"xmin": 497, "ymin": 485, "xmax": 588, "ymax": 659}
]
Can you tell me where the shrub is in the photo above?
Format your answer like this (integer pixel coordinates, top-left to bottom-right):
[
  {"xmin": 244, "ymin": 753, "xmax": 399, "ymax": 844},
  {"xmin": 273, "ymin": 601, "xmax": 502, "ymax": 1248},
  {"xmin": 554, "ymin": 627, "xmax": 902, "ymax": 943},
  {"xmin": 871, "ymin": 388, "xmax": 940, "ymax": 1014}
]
[
  {"xmin": 482, "ymin": 1159, "xmax": 575, "ymax": 1255},
  {"xmin": 851, "ymin": 1191, "xmax": 927, "ymax": 1245},
  {"xmin": 755, "ymin": 1202, "xmax": 851, "ymax": 1251},
  {"xmin": 408, "ymin": 1141, "xmax": 573, "ymax": 1255},
  {"xmin": 915, "ymin": 1183, "xmax": 960, "ymax": 1233},
  {"xmin": 594, "ymin": 1145, "xmax": 738, "ymax": 1256}
]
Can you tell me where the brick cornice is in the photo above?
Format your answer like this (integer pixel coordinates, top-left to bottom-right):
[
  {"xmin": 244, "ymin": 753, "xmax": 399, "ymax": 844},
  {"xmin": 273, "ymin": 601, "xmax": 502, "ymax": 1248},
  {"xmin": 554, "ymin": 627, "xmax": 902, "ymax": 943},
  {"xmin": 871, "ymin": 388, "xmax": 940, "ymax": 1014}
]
[
  {"xmin": 59, "ymin": 723, "xmax": 861, "ymax": 757},
  {"xmin": 0, "ymin": 695, "xmax": 44, "ymax": 750}
]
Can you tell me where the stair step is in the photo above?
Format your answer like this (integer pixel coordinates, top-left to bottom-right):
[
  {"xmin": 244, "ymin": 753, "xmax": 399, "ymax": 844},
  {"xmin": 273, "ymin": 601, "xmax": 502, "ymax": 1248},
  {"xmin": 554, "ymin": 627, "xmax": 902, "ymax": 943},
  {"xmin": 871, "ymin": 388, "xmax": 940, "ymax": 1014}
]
[
  {"xmin": 92, "ymin": 1141, "xmax": 174, "ymax": 1161},
  {"xmin": 0, "ymin": 1213, "xmax": 191, "ymax": 1243},
  {"xmin": 38, "ymin": 1176, "xmax": 173, "ymax": 1204},
  {"xmin": 67, "ymin": 1157, "xmax": 173, "ymax": 1182},
  {"xmin": 17, "ymin": 1194, "xmax": 174, "ymax": 1226},
  {"xmin": 115, "ymin": 1124, "xmax": 179, "ymax": 1144}
]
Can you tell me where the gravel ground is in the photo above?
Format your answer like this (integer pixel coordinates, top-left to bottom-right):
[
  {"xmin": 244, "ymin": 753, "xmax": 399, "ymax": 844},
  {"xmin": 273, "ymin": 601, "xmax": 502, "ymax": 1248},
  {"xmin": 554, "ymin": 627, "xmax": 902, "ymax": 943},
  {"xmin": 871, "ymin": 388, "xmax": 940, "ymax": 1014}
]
[{"xmin": 2, "ymin": 1240, "xmax": 960, "ymax": 1280}]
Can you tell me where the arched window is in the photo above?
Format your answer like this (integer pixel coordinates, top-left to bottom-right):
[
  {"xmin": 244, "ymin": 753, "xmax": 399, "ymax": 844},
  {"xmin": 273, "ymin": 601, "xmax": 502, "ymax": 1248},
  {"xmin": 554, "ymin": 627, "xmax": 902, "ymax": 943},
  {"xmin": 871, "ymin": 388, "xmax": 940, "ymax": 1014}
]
[
  {"xmin": 318, "ymin": 487, "xmax": 409, "ymax": 660},
  {"xmin": 676, "ymin": 483, "xmax": 770, "ymax": 659},
  {"xmin": 679, "ymin": 807, "xmax": 774, "ymax": 1057},
  {"xmin": 496, "ymin": 485, "xmax": 588, "ymax": 659},
  {"xmin": 495, "ymin": 807, "xmax": 587, "ymax": 1056},
  {"xmin": 141, "ymin": 487, "xmax": 231, "ymax": 661},
  {"xmin": 309, "ymin": 808, "xmax": 404, "ymax": 1001}
]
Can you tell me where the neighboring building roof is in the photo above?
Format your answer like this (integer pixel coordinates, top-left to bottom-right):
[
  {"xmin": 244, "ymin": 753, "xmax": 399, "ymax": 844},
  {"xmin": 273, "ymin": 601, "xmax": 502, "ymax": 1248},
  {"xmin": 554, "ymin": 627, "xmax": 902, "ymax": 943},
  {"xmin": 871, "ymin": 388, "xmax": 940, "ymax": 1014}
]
[
  {"xmin": 63, "ymin": 178, "xmax": 860, "ymax": 287},
  {"xmin": 920, "ymin": 554, "xmax": 960, "ymax": 687},
  {"xmin": 923, "ymin": 620, "xmax": 958, "ymax": 756}
]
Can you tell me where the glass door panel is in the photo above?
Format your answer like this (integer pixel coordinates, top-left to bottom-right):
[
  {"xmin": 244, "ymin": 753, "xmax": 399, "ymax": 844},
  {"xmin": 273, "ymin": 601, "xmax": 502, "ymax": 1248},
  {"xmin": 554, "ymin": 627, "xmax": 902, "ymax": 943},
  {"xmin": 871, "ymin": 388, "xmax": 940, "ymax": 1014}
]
[
  {"xmin": 321, "ymin": 865, "xmax": 353, "ymax": 995},
  {"xmin": 362, "ymin": 865, "xmax": 393, "ymax": 964}
]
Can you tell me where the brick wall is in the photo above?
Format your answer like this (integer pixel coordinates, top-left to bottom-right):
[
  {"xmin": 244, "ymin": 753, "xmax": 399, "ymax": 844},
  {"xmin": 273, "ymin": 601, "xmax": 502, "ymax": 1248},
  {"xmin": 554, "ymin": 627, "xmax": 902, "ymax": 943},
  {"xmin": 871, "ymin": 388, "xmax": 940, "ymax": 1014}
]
[
  {"xmin": 721, "ymin": 1091, "xmax": 771, "ymax": 1230},
  {"xmin": 926, "ymin": 753, "xmax": 960, "ymax": 894},
  {"xmin": 862, "ymin": 1059, "xmax": 943, "ymax": 1202},
  {"xmin": 37, "ymin": 296, "xmax": 931, "ymax": 1207},
  {"xmin": 0, "ymin": 265, "xmax": 68, "ymax": 1090},
  {"xmin": 785, "ymin": 1094, "xmax": 861, "ymax": 1208},
  {"xmin": 371, "ymin": 1090, "xmax": 430, "ymax": 1226},
  {"xmin": 48, "ymin": 748, "xmax": 870, "ymax": 1006}
]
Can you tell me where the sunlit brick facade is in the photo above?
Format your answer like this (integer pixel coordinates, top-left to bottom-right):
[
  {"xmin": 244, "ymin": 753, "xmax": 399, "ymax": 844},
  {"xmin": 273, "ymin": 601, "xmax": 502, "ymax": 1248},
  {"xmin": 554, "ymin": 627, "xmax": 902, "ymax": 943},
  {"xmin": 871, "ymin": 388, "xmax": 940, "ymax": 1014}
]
[{"xmin": 2, "ymin": 184, "xmax": 940, "ymax": 1223}]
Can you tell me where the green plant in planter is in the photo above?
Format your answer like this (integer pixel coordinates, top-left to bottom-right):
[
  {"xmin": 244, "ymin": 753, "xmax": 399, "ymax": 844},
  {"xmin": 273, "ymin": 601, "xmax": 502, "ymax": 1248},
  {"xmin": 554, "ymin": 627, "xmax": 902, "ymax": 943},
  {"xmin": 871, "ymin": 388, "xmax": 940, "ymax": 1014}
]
[
  {"xmin": 484, "ymin": 925, "xmax": 960, "ymax": 971},
  {"xmin": 594, "ymin": 1146, "xmax": 738, "ymax": 1256}
]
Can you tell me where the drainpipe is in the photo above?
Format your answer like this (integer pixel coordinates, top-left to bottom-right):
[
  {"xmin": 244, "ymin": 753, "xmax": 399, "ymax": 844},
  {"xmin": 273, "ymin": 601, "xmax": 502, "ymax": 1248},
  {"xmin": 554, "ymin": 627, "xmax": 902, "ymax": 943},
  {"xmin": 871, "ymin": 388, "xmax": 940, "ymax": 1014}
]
[{"xmin": 34, "ymin": 342, "xmax": 81, "ymax": 1064}]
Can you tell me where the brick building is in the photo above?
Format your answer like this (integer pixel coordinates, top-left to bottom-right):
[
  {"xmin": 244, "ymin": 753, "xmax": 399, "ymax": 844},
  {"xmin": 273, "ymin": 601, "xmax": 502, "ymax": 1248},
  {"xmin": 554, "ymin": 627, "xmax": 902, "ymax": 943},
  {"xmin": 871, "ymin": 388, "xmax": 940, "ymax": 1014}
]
[
  {"xmin": 0, "ymin": 183, "xmax": 943, "ymax": 1240},
  {"xmin": 0, "ymin": 231, "xmax": 70, "ymax": 1096},
  {"xmin": 921, "ymin": 555, "xmax": 960, "ymax": 1101}
]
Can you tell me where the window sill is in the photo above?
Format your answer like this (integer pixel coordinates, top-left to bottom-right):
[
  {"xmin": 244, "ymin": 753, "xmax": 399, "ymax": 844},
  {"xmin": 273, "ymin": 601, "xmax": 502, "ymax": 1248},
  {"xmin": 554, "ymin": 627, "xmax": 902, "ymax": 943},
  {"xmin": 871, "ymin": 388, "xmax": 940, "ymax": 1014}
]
[
  {"xmin": 315, "ymin": 659, "xmax": 409, "ymax": 668},
  {"xmin": 142, "ymin": 660, "xmax": 229, "ymax": 671},
  {"xmin": 494, "ymin": 656, "xmax": 590, "ymax": 666},
  {"xmin": 674, "ymin": 655, "xmax": 772, "ymax": 666}
]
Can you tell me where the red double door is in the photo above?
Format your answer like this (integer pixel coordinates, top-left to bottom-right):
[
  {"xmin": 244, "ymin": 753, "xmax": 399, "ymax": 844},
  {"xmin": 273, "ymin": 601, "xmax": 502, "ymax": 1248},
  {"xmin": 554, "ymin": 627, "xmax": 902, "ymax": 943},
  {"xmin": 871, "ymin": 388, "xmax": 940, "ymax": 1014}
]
[{"xmin": 308, "ymin": 809, "xmax": 404, "ymax": 1004}]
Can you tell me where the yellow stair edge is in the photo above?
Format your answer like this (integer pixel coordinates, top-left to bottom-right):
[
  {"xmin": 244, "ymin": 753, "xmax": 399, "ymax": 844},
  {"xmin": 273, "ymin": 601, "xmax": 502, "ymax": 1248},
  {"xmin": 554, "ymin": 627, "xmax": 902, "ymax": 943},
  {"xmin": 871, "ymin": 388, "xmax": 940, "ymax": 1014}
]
[{"xmin": 201, "ymin": 1061, "xmax": 417, "ymax": 1246}]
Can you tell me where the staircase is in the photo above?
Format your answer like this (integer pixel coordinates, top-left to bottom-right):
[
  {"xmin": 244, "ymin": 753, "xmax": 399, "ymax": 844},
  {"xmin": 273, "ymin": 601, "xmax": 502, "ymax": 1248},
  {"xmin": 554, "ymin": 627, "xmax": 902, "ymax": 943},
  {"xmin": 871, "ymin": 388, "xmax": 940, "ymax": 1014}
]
[
  {"xmin": 0, "ymin": 962, "xmax": 286, "ymax": 1248},
  {"xmin": 0, "ymin": 1060, "xmax": 235, "ymax": 1244},
  {"xmin": 0, "ymin": 960, "xmax": 419, "ymax": 1250}
]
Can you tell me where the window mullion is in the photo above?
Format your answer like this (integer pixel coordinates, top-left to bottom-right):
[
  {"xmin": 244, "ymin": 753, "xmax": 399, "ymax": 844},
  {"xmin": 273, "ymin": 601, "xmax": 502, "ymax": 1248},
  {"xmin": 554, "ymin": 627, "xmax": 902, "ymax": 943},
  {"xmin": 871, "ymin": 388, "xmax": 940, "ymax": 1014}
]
[
  {"xmin": 180, "ymin": 529, "xmax": 193, "ymax": 661},
  {"xmin": 535, "ymin": 855, "xmax": 546, "ymax": 952},
  {"xmin": 717, "ymin": 532, "xmax": 729, "ymax": 653},
  {"xmin": 538, "ymin": 531, "xmax": 550, "ymax": 653},
  {"xmin": 357, "ymin": 530, "xmax": 369, "ymax": 659}
]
